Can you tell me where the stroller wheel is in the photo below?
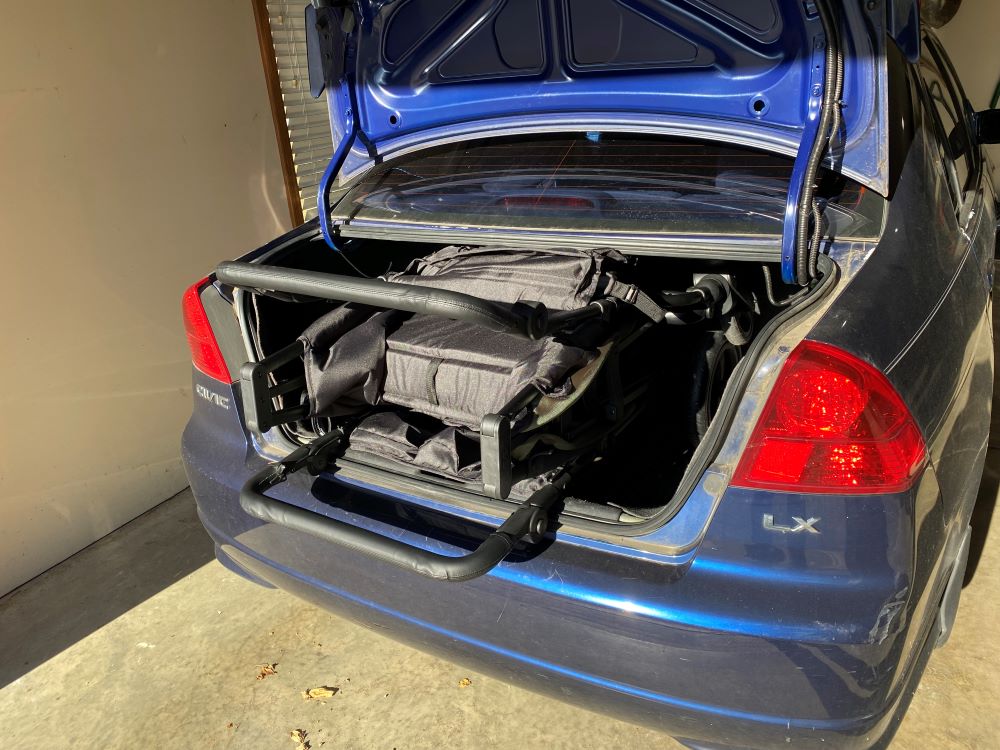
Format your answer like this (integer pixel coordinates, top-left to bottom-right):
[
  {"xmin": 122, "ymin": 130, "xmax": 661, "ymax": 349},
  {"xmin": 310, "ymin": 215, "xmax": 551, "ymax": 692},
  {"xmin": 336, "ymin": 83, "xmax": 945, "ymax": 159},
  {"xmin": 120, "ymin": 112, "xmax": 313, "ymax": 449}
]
[
  {"xmin": 723, "ymin": 310, "xmax": 754, "ymax": 346},
  {"xmin": 688, "ymin": 331, "xmax": 741, "ymax": 444}
]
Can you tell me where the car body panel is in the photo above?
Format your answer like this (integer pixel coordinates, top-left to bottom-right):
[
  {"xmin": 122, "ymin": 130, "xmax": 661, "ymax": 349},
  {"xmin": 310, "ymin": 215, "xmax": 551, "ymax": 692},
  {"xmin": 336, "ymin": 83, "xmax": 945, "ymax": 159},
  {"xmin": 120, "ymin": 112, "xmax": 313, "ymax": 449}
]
[{"xmin": 326, "ymin": 0, "xmax": 891, "ymax": 195}]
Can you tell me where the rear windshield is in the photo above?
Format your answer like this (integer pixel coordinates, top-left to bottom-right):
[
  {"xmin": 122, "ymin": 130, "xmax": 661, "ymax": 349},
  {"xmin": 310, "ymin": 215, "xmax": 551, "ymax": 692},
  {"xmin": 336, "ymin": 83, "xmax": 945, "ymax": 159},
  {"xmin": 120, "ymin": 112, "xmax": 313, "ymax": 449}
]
[{"xmin": 329, "ymin": 133, "xmax": 879, "ymax": 242}]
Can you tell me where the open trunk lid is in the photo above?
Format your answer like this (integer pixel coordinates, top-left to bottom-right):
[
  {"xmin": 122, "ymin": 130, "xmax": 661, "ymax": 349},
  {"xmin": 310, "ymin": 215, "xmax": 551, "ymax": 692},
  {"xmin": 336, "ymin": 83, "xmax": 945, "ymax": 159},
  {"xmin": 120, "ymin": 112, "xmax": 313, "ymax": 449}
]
[
  {"xmin": 306, "ymin": 0, "xmax": 916, "ymax": 282},
  {"xmin": 311, "ymin": 0, "xmax": 920, "ymax": 198}
]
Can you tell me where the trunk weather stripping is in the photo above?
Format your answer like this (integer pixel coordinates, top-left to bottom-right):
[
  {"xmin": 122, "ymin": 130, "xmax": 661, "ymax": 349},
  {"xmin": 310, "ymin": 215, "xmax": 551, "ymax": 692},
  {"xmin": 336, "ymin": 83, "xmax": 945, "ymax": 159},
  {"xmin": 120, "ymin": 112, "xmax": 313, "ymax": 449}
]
[
  {"xmin": 230, "ymin": 237, "xmax": 840, "ymax": 546},
  {"xmin": 781, "ymin": 0, "xmax": 844, "ymax": 286}
]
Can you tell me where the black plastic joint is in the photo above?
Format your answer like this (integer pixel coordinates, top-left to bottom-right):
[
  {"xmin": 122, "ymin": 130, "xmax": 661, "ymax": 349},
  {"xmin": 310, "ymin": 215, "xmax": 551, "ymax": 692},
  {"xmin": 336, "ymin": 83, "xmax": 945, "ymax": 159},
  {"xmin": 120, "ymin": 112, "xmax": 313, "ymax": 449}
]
[{"xmin": 512, "ymin": 300, "xmax": 548, "ymax": 340}]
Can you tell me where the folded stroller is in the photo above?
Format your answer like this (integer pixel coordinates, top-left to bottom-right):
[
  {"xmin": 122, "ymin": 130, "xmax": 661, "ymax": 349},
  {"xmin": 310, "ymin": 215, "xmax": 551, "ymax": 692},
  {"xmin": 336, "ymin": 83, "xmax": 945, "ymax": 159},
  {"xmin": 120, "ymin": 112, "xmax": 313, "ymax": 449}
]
[
  {"xmin": 228, "ymin": 245, "xmax": 666, "ymax": 494},
  {"xmin": 216, "ymin": 244, "xmax": 738, "ymax": 580}
]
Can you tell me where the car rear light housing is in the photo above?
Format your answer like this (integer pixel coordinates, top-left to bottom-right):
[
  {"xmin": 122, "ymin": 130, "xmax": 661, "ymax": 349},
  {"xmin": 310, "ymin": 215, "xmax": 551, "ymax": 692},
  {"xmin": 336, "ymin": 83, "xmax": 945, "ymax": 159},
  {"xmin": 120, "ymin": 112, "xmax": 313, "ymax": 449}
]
[
  {"xmin": 732, "ymin": 340, "xmax": 926, "ymax": 494},
  {"xmin": 182, "ymin": 277, "xmax": 232, "ymax": 383}
]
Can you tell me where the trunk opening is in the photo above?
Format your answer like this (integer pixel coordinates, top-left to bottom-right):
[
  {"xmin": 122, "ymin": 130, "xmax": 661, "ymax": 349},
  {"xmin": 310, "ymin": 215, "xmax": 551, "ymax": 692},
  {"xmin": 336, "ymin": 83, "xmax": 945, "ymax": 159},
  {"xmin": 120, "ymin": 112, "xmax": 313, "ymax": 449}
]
[{"xmin": 234, "ymin": 231, "xmax": 815, "ymax": 526}]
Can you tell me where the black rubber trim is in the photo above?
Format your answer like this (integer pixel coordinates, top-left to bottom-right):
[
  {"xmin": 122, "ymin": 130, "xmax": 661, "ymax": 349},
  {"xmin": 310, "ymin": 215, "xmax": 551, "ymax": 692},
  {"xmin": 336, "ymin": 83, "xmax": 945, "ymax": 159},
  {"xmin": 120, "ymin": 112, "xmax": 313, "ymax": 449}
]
[
  {"xmin": 240, "ymin": 463, "xmax": 567, "ymax": 582},
  {"xmin": 217, "ymin": 261, "xmax": 536, "ymax": 338},
  {"xmin": 627, "ymin": 254, "xmax": 841, "ymax": 533}
]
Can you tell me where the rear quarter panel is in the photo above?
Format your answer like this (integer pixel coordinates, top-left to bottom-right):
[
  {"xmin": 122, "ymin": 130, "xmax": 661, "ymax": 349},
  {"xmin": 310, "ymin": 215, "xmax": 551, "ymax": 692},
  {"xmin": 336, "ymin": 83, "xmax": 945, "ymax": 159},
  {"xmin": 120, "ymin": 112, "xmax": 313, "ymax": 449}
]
[
  {"xmin": 809, "ymin": 81, "xmax": 993, "ymax": 522},
  {"xmin": 806, "ymin": 57, "xmax": 994, "ymax": 704}
]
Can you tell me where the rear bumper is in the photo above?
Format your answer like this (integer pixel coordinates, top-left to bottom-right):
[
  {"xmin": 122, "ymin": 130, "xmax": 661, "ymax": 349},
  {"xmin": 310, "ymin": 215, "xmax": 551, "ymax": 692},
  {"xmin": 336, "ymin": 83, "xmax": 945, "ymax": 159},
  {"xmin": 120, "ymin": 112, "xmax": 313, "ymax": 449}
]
[
  {"xmin": 181, "ymin": 383, "xmax": 942, "ymax": 750},
  {"xmin": 207, "ymin": 525, "xmax": 935, "ymax": 750}
]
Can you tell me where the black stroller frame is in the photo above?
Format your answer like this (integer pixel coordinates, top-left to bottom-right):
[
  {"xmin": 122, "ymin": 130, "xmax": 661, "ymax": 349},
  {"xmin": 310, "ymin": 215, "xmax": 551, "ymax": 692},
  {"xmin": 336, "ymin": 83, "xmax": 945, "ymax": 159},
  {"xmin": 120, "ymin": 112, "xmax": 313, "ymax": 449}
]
[
  {"xmin": 221, "ymin": 260, "xmax": 652, "ymax": 497},
  {"xmin": 216, "ymin": 255, "xmax": 730, "ymax": 581}
]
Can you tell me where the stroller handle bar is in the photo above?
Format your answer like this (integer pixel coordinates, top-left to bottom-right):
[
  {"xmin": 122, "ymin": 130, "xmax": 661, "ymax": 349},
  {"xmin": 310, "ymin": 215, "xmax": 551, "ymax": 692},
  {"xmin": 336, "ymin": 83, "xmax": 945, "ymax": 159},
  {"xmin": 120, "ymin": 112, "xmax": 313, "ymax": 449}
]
[
  {"xmin": 238, "ymin": 429, "xmax": 569, "ymax": 582},
  {"xmin": 216, "ymin": 261, "xmax": 611, "ymax": 339}
]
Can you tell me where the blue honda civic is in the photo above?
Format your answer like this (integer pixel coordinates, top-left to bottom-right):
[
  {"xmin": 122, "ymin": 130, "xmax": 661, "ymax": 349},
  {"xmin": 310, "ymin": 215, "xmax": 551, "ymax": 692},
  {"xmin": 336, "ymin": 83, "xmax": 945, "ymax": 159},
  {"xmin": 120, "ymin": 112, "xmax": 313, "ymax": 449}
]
[{"xmin": 182, "ymin": 1, "xmax": 999, "ymax": 747}]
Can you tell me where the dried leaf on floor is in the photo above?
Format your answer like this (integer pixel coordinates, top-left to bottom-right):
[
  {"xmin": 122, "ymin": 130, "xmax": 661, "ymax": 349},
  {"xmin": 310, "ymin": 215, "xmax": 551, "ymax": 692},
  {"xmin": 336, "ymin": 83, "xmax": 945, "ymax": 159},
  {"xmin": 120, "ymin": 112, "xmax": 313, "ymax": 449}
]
[
  {"xmin": 458, "ymin": 677, "xmax": 472, "ymax": 688},
  {"xmin": 290, "ymin": 728, "xmax": 311, "ymax": 750},
  {"xmin": 301, "ymin": 686, "xmax": 339, "ymax": 702},
  {"xmin": 256, "ymin": 663, "xmax": 278, "ymax": 680}
]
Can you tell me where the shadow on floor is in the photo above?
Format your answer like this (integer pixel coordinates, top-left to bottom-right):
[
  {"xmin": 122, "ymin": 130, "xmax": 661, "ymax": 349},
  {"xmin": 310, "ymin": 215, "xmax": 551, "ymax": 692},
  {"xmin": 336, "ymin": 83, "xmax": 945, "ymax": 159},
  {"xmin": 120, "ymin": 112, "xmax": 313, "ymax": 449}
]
[
  {"xmin": 965, "ymin": 447, "xmax": 1000, "ymax": 584},
  {"xmin": 964, "ymin": 293, "xmax": 1000, "ymax": 584},
  {"xmin": 0, "ymin": 489, "xmax": 214, "ymax": 687}
]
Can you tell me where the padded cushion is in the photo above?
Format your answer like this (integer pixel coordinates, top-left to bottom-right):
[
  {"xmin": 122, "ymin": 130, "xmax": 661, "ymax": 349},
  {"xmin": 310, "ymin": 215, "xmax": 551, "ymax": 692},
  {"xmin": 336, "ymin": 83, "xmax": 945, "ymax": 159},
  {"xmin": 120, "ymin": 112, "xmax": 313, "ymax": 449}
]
[
  {"xmin": 385, "ymin": 245, "xmax": 625, "ymax": 310},
  {"xmin": 347, "ymin": 411, "xmax": 559, "ymax": 498},
  {"xmin": 382, "ymin": 315, "xmax": 591, "ymax": 427},
  {"xmin": 349, "ymin": 411, "xmax": 482, "ymax": 479},
  {"xmin": 300, "ymin": 304, "xmax": 395, "ymax": 417},
  {"xmin": 299, "ymin": 245, "xmax": 622, "ymax": 425}
]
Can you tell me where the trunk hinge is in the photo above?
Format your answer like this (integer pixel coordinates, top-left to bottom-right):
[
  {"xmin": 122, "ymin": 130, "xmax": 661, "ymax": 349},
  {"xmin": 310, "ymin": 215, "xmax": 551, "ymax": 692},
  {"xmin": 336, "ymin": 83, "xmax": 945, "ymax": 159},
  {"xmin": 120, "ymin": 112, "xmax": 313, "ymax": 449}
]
[
  {"xmin": 308, "ymin": 1, "xmax": 378, "ymax": 250},
  {"xmin": 780, "ymin": 0, "xmax": 843, "ymax": 286}
]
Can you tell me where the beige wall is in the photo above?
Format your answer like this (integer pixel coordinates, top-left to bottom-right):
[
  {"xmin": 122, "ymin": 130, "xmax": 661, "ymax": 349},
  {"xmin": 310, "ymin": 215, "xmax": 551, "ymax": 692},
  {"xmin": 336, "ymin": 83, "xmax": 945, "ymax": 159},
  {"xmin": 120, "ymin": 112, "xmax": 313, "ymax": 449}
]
[
  {"xmin": 0, "ymin": 1, "xmax": 291, "ymax": 595},
  {"xmin": 937, "ymin": 0, "xmax": 1000, "ymax": 109},
  {"xmin": 937, "ymin": 0, "xmax": 1000, "ymax": 161}
]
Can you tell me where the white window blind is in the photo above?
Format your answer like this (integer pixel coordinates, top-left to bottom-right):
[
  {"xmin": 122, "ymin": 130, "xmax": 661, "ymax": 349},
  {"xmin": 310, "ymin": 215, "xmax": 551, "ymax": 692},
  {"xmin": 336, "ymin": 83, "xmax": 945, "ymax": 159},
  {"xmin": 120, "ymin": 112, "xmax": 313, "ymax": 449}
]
[{"xmin": 264, "ymin": 1, "xmax": 333, "ymax": 222}]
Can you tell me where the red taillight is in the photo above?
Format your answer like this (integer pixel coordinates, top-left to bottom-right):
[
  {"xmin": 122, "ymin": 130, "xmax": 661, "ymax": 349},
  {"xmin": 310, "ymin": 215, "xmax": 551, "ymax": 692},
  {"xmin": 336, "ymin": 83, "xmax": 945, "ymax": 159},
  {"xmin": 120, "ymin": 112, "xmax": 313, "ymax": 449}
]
[
  {"xmin": 732, "ymin": 341, "xmax": 926, "ymax": 494},
  {"xmin": 182, "ymin": 277, "xmax": 232, "ymax": 383}
]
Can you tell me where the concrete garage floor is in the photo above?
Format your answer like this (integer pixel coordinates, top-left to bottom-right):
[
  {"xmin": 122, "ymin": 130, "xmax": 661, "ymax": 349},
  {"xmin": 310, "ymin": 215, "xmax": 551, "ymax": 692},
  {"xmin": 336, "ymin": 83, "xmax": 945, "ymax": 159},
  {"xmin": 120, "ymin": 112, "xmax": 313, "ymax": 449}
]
[{"xmin": 1, "ymin": 481, "xmax": 998, "ymax": 750}]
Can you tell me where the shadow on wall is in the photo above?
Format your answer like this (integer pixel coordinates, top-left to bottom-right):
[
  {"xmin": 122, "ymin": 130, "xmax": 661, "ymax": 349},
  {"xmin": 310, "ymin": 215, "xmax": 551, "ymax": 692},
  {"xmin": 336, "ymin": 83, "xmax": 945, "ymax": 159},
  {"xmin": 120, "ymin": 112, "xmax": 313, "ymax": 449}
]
[{"xmin": 0, "ymin": 491, "xmax": 214, "ymax": 688}]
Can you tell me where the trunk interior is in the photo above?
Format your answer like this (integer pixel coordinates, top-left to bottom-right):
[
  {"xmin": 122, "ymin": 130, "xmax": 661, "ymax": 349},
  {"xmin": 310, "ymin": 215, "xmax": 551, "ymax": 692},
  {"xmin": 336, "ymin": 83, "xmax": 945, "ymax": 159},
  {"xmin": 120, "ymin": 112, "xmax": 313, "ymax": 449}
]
[{"xmin": 237, "ymin": 232, "xmax": 796, "ymax": 526}]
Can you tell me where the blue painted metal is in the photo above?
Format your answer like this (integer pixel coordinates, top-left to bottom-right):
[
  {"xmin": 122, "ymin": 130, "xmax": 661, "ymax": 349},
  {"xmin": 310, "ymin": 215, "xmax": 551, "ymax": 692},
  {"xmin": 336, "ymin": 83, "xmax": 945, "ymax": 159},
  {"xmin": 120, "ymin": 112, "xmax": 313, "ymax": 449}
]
[
  {"xmin": 315, "ymin": 0, "xmax": 890, "ymax": 198},
  {"xmin": 888, "ymin": 0, "xmax": 922, "ymax": 62}
]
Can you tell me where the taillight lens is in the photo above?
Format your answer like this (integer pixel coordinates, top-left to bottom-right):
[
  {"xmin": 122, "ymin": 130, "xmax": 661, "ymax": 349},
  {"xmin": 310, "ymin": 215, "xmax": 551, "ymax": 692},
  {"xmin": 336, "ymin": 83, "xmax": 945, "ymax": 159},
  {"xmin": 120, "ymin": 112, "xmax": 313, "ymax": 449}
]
[
  {"xmin": 182, "ymin": 277, "xmax": 232, "ymax": 383},
  {"xmin": 732, "ymin": 341, "xmax": 926, "ymax": 494}
]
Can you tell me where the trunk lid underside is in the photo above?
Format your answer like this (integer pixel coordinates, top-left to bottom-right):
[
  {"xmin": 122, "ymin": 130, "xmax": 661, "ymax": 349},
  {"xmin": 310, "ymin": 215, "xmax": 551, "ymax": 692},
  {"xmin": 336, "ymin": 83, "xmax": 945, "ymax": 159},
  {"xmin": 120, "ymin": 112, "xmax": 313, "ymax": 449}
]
[{"xmin": 315, "ymin": 0, "xmax": 918, "ymax": 196}]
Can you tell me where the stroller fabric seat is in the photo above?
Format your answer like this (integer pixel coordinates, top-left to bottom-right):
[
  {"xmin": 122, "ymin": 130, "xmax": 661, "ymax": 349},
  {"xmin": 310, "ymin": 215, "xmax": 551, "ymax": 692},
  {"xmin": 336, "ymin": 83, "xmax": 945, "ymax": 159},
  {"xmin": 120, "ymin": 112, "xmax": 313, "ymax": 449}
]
[
  {"xmin": 382, "ymin": 245, "xmax": 620, "ymax": 310},
  {"xmin": 382, "ymin": 315, "xmax": 591, "ymax": 428},
  {"xmin": 299, "ymin": 245, "xmax": 626, "ymax": 427}
]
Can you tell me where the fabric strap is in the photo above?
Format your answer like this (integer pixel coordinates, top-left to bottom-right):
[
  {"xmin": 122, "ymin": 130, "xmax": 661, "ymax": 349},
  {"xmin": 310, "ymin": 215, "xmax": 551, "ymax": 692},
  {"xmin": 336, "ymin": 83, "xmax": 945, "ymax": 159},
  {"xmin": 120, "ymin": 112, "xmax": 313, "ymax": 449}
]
[{"xmin": 604, "ymin": 278, "xmax": 665, "ymax": 322}]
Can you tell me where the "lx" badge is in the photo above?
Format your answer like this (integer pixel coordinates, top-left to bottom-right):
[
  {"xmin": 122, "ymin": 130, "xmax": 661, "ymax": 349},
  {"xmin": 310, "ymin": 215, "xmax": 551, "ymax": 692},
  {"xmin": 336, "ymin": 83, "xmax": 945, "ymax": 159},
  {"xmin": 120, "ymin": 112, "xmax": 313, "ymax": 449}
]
[{"xmin": 762, "ymin": 514, "xmax": 821, "ymax": 534}]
